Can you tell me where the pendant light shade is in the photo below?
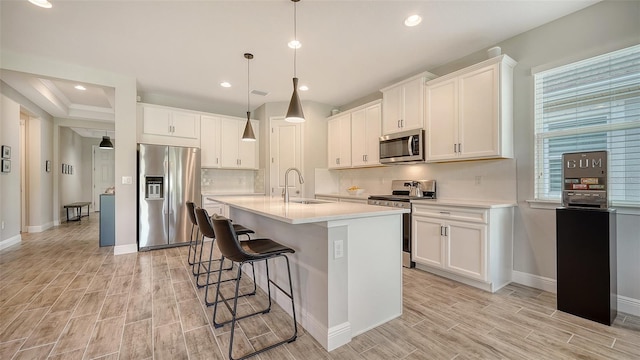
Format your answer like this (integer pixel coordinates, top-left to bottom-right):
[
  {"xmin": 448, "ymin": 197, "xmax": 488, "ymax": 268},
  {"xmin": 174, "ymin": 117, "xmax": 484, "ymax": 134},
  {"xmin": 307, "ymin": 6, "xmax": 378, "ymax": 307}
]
[
  {"xmin": 242, "ymin": 53, "xmax": 256, "ymax": 142},
  {"xmin": 242, "ymin": 111, "xmax": 256, "ymax": 141},
  {"xmin": 99, "ymin": 135, "xmax": 114, "ymax": 149},
  {"xmin": 286, "ymin": 77, "xmax": 305, "ymax": 123},
  {"xmin": 285, "ymin": 0, "xmax": 305, "ymax": 123}
]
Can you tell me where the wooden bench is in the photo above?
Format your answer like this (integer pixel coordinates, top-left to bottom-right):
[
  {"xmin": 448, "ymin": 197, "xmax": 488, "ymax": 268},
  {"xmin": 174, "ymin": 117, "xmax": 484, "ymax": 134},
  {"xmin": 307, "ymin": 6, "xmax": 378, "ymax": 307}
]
[{"xmin": 63, "ymin": 202, "xmax": 91, "ymax": 222}]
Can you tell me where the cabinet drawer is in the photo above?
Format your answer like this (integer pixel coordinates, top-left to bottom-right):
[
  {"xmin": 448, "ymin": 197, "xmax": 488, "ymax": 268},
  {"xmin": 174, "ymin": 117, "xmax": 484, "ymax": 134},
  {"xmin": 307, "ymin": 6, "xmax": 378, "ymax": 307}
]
[{"xmin": 412, "ymin": 204, "xmax": 487, "ymax": 223}]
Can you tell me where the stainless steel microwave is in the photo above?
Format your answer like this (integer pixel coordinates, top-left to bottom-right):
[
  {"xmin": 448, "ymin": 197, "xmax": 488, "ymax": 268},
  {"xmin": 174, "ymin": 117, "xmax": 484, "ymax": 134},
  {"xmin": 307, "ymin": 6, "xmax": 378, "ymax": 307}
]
[{"xmin": 379, "ymin": 129, "xmax": 425, "ymax": 164}]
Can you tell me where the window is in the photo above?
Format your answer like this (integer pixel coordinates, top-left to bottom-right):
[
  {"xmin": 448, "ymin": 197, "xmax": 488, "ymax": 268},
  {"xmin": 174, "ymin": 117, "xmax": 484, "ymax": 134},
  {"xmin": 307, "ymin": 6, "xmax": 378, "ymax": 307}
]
[{"xmin": 534, "ymin": 44, "xmax": 640, "ymax": 206}]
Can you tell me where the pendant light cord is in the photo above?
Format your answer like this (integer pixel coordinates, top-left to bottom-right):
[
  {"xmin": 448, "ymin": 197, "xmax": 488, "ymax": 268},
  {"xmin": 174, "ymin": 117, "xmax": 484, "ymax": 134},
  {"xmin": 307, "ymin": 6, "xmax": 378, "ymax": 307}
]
[
  {"xmin": 247, "ymin": 56, "xmax": 250, "ymax": 112},
  {"xmin": 293, "ymin": 0, "xmax": 297, "ymax": 77}
]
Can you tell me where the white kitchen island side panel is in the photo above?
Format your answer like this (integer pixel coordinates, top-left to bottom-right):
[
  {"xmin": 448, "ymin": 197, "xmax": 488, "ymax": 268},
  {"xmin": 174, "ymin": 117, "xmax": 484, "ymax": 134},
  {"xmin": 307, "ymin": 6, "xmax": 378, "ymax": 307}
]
[{"xmin": 229, "ymin": 207, "xmax": 402, "ymax": 351}]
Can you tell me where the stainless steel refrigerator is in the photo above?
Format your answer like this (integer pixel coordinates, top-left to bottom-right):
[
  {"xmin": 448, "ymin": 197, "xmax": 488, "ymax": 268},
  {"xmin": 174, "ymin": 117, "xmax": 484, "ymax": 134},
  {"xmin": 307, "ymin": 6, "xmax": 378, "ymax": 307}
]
[{"xmin": 138, "ymin": 144, "xmax": 201, "ymax": 250}]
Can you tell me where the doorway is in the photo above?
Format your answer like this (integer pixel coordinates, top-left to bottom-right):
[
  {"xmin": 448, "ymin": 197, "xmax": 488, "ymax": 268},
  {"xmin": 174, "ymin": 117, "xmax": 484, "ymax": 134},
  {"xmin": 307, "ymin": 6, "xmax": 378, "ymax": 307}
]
[
  {"xmin": 269, "ymin": 117, "xmax": 303, "ymax": 197},
  {"xmin": 92, "ymin": 145, "xmax": 115, "ymax": 212}
]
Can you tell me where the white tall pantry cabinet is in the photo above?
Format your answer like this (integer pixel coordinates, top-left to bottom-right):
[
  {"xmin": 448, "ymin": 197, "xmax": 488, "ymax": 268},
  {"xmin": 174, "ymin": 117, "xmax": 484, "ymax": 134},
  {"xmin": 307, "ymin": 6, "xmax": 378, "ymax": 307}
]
[{"xmin": 426, "ymin": 55, "xmax": 516, "ymax": 162}]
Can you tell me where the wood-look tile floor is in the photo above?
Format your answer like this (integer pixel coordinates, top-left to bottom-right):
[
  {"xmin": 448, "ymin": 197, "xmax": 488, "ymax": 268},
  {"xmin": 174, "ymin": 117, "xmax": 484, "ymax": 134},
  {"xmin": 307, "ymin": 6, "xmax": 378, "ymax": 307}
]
[{"xmin": 1, "ymin": 218, "xmax": 639, "ymax": 360}]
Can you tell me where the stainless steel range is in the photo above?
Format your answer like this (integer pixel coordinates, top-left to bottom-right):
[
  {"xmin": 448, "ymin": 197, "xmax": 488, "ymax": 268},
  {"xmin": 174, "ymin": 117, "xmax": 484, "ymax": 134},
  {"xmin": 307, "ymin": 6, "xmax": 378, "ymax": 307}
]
[{"xmin": 368, "ymin": 180, "xmax": 436, "ymax": 268}]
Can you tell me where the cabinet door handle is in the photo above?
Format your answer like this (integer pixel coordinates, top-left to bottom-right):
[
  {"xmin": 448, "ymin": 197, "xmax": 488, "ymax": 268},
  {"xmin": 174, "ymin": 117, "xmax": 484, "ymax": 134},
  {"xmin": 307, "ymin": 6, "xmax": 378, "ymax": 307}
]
[
  {"xmin": 458, "ymin": 143, "xmax": 462, "ymax": 153},
  {"xmin": 397, "ymin": 119, "xmax": 401, "ymax": 128},
  {"xmin": 401, "ymin": 119, "xmax": 404, "ymax": 128},
  {"xmin": 440, "ymin": 226, "xmax": 444, "ymax": 236},
  {"xmin": 444, "ymin": 226, "xmax": 449, "ymax": 237},
  {"xmin": 337, "ymin": 158, "xmax": 340, "ymax": 165},
  {"xmin": 454, "ymin": 143, "xmax": 457, "ymax": 153},
  {"xmin": 216, "ymin": 157, "xmax": 219, "ymax": 164}
]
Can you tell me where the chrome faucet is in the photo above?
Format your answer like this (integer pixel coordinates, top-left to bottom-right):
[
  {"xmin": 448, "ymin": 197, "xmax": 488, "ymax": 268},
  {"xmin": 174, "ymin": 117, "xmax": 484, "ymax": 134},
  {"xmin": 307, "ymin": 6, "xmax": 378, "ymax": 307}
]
[{"xmin": 283, "ymin": 167, "xmax": 304, "ymax": 203}]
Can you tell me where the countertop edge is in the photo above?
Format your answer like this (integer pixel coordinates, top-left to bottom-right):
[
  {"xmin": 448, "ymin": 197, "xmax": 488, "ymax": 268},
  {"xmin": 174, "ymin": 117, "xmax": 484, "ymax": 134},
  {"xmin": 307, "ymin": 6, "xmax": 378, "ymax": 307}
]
[{"xmin": 209, "ymin": 196, "xmax": 409, "ymax": 224}]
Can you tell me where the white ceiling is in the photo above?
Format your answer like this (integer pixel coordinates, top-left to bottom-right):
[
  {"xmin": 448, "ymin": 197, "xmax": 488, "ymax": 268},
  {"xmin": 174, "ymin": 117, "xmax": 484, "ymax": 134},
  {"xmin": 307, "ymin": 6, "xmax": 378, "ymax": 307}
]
[{"xmin": 1, "ymin": 0, "xmax": 599, "ymax": 124}]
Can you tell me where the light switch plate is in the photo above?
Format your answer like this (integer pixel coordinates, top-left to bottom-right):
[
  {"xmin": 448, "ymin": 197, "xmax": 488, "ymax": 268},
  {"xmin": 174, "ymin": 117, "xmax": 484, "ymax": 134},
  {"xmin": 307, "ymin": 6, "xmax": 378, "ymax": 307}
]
[{"xmin": 122, "ymin": 176, "xmax": 132, "ymax": 185}]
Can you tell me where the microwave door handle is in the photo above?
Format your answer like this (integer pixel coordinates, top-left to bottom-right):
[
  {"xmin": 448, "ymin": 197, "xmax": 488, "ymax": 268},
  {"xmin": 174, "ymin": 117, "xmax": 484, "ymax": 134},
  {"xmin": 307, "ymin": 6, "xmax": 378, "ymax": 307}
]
[{"xmin": 407, "ymin": 136, "xmax": 414, "ymax": 156}]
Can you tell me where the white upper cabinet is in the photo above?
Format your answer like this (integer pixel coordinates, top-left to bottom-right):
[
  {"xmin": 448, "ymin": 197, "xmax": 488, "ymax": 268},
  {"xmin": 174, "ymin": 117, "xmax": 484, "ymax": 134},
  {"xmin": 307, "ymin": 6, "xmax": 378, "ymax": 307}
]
[
  {"xmin": 351, "ymin": 102, "xmax": 381, "ymax": 167},
  {"xmin": 220, "ymin": 117, "xmax": 259, "ymax": 169},
  {"xmin": 200, "ymin": 115, "xmax": 221, "ymax": 168},
  {"xmin": 381, "ymin": 72, "xmax": 436, "ymax": 135},
  {"xmin": 139, "ymin": 104, "xmax": 201, "ymax": 147},
  {"xmin": 327, "ymin": 113, "xmax": 352, "ymax": 169},
  {"xmin": 426, "ymin": 55, "xmax": 516, "ymax": 162}
]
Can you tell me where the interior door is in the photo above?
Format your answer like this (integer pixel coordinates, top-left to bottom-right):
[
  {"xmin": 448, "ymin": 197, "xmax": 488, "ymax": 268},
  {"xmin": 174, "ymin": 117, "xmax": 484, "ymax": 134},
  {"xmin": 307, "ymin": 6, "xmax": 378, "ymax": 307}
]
[
  {"xmin": 270, "ymin": 117, "xmax": 302, "ymax": 197},
  {"xmin": 93, "ymin": 145, "xmax": 115, "ymax": 211}
]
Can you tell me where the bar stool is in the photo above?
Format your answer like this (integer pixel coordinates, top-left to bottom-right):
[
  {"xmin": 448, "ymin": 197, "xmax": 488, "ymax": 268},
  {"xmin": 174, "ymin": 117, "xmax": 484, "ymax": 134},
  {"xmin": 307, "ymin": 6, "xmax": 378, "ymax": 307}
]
[
  {"xmin": 194, "ymin": 208, "xmax": 257, "ymax": 306},
  {"xmin": 185, "ymin": 201, "xmax": 201, "ymax": 274},
  {"xmin": 209, "ymin": 214, "xmax": 298, "ymax": 360}
]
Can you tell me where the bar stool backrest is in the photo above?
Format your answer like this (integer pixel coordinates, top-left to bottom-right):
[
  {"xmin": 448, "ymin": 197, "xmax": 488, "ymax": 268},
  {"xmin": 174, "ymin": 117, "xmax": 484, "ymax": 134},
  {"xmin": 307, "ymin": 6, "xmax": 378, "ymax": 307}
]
[
  {"xmin": 186, "ymin": 201, "xmax": 198, "ymax": 227},
  {"xmin": 210, "ymin": 215, "xmax": 248, "ymax": 263},
  {"xmin": 194, "ymin": 207, "xmax": 217, "ymax": 239}
]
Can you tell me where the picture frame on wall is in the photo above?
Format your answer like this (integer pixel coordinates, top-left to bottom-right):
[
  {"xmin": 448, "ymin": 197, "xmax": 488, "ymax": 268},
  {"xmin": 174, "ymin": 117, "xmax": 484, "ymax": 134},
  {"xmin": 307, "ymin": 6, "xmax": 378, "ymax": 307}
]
[
  {"xmin": 1, "ymin": 159, "xmax": 11, "ymax": 173},
  {"xmin": 1, "ymin": 145, "xmax": 10, "ymax": 159},
  {"xmin": 46, "ymin": 160, "xmax": 51, "ymax": 172},
  {"xmin": 62, "ymin": 164, "xmax": 66, "ymax": 174},
  {"xmin": 69, "ymin": 165, "xmax": 73, "ymax": 175}
]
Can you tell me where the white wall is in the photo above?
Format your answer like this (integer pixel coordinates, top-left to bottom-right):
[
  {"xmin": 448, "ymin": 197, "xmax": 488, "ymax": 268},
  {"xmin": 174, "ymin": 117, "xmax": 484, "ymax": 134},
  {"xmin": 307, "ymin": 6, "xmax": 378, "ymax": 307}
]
[
  {"xmin": 1, "ymin": 51, "xmax": 138, "ymax": 254},
  {"xmin": 428, "ymin": 0, "xmax": 640, "ymax": 306},
  {"xmin": 0, "ymin": 95, "xmax": 21, "ymax": 247},
  {"xmin": 58, "ymin": 127, "xmax": 84, "ymax": 220},
  {"xmin": 337, "ymin": 1, "xmax": 640, "ymax": 312},
  {"xmin": 256, "ymin": 100, "xmax": 332, "ymax": 199},
  {"xmin": 1, "ymin": 81, "xmax": 55, "ymax": 233}
]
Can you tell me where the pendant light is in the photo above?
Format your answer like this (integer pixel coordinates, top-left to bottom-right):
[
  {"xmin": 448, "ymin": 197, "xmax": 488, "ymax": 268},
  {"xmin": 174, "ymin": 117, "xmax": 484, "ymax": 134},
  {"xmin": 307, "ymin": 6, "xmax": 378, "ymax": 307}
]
[
  {"xmin": 99, "ymin": 131, "xmax": 114, "ymax": 149},
  {"xmin": 285, "ymin": 0, "xmax": 305, "ymax": 123},
  {"xmin": 241, "ymin": 53, "xmax": 256, "ymax": 141}
]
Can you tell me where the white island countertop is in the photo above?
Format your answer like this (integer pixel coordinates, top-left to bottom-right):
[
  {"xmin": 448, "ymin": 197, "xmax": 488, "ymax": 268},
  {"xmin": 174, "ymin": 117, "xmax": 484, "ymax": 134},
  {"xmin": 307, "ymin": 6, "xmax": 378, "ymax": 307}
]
[{"xmin": 208, "ymin": 195, "xmax": 409, "ymax": 224}]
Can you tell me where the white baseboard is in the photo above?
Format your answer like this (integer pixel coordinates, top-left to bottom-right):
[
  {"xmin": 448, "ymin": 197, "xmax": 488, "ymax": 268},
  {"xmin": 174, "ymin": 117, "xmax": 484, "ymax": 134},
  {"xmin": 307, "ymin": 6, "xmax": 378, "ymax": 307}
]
[
  {"xmin": 27, "ymin": 222, "xmax": 54, "ymax": 233},
  {"xmin": 511, "ymin": 270, "xmax": 640, "ymax": 317},
  {"xmin": 0, "ymin": 234, "xmax": 22, "ymax": 250},
  {"xmin": 511, "ymin": 270, "xmax": 557, "ymax": 293},
  {"xmin": 327, "ymin": 322, "xmax": 352, "ymax": 351},
  {"xmin": 114, "ymin": 243, "xmax": 138, "ymax": 255},
  {"xmin": 618, "ymin": 295, "xmax": 640, "ymax": 317}
]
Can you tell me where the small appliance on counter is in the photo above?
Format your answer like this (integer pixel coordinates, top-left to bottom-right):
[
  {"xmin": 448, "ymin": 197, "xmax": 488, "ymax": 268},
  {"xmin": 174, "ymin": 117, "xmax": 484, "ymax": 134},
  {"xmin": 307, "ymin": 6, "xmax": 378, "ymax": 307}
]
[
  {"xmin": 556, "ymin": 150, "xmax": 617, "ymax": 325},
  {"xmin": 368, "ymin": 180, "xmax": 436, "ymax": 268}
]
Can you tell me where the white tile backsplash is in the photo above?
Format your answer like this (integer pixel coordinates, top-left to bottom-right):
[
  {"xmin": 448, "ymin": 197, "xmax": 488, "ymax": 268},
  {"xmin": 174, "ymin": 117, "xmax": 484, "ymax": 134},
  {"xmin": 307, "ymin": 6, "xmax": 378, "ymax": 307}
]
[
  {"xmin": 201, "ymin": 168, "xmax": 264, "ymax": 194},
  {"xmin": 316, "ymin": 159, "xmax": 517, "ymax": 202}
]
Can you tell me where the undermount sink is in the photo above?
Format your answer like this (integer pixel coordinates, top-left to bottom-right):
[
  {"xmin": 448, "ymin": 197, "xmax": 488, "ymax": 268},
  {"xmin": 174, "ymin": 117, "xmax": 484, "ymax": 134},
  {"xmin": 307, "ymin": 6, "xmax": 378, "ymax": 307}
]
[{"xmin": 289, "ymin": 198, "xmax": 330, "ymax": 205}]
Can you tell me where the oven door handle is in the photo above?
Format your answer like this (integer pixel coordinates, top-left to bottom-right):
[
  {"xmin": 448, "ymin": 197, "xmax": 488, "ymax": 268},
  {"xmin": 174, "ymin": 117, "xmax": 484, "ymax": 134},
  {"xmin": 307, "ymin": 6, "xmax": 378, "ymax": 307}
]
[{"xmin": 407, "ymin": 136, "xmax": 414, "ymax": 156}]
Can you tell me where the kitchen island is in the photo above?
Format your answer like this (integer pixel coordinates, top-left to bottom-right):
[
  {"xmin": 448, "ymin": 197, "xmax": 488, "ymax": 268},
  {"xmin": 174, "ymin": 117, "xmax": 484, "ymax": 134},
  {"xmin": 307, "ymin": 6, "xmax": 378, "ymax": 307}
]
[{"xmin": 208, "ymin": 195, "xmax": 408, "ymax": 351}]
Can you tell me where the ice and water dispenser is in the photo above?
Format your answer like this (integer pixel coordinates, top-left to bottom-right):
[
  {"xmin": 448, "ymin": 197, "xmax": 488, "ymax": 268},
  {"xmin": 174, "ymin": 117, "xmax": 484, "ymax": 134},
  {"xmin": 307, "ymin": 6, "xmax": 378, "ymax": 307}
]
[
  {"xmin": 145, "ymin": 176, "xmax": 164, "ymax": 199},
  {"xmin": 557, "ymin": 150, "xmax": 617, "ymax": 326}
]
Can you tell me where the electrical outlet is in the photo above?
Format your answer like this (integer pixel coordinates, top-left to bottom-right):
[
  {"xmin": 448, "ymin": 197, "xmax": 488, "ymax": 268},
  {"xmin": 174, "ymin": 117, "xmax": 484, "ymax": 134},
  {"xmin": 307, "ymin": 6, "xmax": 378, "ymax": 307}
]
[{"xmin": 334, "ymin": 240, "xmax": 344, "ymax": 259}]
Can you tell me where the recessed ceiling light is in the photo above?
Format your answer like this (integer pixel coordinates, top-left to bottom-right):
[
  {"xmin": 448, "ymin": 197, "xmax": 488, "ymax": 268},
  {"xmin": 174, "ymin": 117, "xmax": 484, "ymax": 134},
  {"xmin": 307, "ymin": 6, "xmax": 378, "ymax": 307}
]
[
  {"xmin": 288, "ymin": 40, "xmax": 301, "ymax": 49},
  {"xmin": 74, "ymin": 85, "xmax": 87, "ymax": 91},
  {"xmin": 404, "ymin": 14, "xmax": 422, "ymax": 27},
  {"xmin": 28, "ymin": 0, "xmax": 52, "ymax": 8},
  {"xmin": 220, "ymin": 82, "xmax": 231, "ymax": 88},
  {"xmin": 299, "ymin": 85, "xmax": 309, "ymax": 91}
]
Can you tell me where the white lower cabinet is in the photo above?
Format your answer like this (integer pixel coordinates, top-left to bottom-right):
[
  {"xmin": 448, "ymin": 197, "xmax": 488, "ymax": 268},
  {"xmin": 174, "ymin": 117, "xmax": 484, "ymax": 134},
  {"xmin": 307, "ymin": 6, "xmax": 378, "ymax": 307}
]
[
  {"xmin": 202, "ymin": 196, "xmax": 228, "ymax": 217},
  {"xmin": 412, "ymin": 203, "xmax": 513, "ymax": 292}
]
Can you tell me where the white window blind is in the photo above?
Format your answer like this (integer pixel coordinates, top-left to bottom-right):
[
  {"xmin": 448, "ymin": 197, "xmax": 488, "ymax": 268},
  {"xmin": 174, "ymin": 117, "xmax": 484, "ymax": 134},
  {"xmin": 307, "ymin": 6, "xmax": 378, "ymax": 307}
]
[{"xmin": 534, "ymin": 44, "xmax": 640, "ymax": 206}]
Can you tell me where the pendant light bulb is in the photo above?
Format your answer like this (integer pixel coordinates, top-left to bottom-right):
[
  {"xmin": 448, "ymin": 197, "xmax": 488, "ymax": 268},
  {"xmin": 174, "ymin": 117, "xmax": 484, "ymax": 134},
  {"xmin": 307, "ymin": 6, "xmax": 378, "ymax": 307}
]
[
  {"xmin": 285, "ymin": 0, "xmax": 305, "ymax": 123},
  {"xmin": 242, "ymin": 53, "xmax": 256, "ymax": 142}
]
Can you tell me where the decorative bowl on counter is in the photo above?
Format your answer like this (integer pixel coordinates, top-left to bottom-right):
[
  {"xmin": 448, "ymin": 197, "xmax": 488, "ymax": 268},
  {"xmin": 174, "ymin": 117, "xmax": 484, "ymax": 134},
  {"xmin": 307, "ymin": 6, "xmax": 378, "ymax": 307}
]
[{"xmin": 347, "ymin": 188, "xmax": 365, "ymax": 195}]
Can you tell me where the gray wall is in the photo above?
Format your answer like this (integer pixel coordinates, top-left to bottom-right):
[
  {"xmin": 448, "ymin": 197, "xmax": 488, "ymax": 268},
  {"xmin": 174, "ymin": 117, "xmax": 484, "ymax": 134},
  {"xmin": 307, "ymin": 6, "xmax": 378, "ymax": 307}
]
[{"xmin": 427, "ymin": 1, "xmax": 640, "ymax": 303}]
